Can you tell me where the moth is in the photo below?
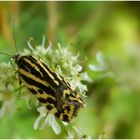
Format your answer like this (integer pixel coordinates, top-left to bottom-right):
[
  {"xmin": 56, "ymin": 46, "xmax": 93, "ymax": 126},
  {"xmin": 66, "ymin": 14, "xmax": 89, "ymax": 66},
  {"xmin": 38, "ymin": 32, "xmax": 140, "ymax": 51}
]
[
  {"xmin": 12, "ymin": 54, "xmax": 85, "ymax": 122},
  {"xmin": 0, "ymin": 26, "xmax": 85, "ymax": 122}
]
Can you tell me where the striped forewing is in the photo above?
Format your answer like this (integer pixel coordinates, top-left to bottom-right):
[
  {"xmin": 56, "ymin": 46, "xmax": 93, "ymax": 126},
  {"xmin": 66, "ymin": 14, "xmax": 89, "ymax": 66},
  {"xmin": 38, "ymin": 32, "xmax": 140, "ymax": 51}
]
[{"xmin": 16, "ymin": 55, "xmax": 84, "ymax": 122}]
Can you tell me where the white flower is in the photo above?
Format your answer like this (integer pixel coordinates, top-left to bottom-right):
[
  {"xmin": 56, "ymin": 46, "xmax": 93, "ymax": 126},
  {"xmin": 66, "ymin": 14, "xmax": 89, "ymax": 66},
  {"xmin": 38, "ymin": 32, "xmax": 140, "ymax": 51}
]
[
  {"xmin": 0, "ymin": 94, "xmax": 16, "ymax": 119},
  {"xmin": 34, "ymin": 106, "xmax": 61, "ymax": 135},
  {"xmin": 41, "ymin": 113, "xmax": 61, "ymax": 135},
  {"xmin": 34, "ymin": 106, "xmax": 47, "ymax": 130},
  {"xmin": 0, "ymin": 36, "xmax": 90, "ymax": 136},
  {"xmin": 89, "ymin": 51, "xmax": 106, "ymax": 71}
]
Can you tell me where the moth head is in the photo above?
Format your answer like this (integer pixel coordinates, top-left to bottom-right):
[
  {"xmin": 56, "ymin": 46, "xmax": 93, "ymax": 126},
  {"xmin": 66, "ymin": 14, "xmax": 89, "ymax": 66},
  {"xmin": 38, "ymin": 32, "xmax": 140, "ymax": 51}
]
[{"xmin": 11, "ymin": 54, "xmax": 20, "ymax": 64}]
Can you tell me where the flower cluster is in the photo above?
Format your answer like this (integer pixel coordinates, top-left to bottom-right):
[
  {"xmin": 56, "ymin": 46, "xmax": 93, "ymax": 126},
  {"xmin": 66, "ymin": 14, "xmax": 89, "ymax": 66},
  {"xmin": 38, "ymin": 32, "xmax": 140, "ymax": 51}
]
[{"xmin": 0, "ymin": 63, "xmax": 17, "ymax": 118}]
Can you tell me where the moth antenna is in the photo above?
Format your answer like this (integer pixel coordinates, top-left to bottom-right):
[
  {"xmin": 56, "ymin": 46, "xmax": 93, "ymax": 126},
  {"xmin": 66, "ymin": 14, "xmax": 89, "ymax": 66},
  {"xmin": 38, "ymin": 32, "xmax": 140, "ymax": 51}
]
[
  {"xmin": 12, "ymin": 20, "xmax": 19, "ymax": 55},
  {"xmin": 0, "ymin": 52, "xmax": 12, "ymax": 57}
]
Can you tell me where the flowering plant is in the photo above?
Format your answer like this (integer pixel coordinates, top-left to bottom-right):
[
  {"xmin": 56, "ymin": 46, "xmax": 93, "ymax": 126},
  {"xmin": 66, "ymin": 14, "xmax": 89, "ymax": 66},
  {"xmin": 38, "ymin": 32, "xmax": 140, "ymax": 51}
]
[{"xmin": 0, "ymin": 37, "xmax": 91, "ymax": 137}]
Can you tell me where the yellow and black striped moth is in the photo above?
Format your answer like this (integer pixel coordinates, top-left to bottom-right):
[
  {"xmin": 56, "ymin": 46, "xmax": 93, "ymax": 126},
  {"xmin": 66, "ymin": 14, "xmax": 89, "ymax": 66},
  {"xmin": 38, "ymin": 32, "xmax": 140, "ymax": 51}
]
[
  {"xmin": 0, "ymin": 25, "xmax": 85, "ymax": 122},
  {"xmin": 12, "ymin": 54, "xmax": 84, "ymax": 122}
]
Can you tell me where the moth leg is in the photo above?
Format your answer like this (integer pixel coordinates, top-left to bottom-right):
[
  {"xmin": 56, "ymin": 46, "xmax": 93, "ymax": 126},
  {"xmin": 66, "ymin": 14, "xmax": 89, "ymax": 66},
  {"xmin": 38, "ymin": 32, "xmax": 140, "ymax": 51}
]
[
  {"xmin": 18, "ymin": 74, "xmax": 22, "ymax": 97},
  {"xmin": 9, "ymin": 57, "xmax": 16, "ymax": 71},
  {"xmin": 15, "ymin": 71, "xmax": 23, "ymax": 99},
  {"xmin": 9, "ymin": 57, "xmax": 22, "ymax": 97}
]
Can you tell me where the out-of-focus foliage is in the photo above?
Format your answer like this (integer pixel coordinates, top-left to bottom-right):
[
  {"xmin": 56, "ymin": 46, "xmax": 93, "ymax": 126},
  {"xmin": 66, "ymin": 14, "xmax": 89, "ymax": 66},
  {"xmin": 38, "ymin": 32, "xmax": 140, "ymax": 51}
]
[{"xmin": 0, "ymin": 1, "xmax": 140, "ymax": 139}]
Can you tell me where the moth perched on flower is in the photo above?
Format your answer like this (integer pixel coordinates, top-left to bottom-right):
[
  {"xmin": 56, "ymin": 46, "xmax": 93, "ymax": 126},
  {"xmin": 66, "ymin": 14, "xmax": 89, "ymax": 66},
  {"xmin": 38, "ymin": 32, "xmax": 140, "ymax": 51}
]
[
  {"xmin": 0, "ymin": 33, "xmax": 86, "ymax": 123},
  {"xmin": 13, "ymin": 53, "xmax": 85, "ymax": 122}
]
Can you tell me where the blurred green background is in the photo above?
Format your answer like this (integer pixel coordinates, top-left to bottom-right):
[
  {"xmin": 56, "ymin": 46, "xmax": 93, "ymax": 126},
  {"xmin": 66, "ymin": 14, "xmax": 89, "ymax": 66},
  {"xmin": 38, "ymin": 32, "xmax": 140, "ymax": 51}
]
[{"xmin": 0, "ymin": 1, "xmax": 140, "ymax": 139}]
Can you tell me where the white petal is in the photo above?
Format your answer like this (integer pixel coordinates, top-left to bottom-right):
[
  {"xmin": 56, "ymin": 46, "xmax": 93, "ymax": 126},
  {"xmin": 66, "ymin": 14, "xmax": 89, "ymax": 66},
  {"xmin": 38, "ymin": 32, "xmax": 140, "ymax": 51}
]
[
  {"xmin": 27, "ymin": 38, "xmax": 35, "ymax": 52},
  {"xmin": 40, "ymin": 114, "xmax": 49, "ymax": 129},
  {"xmin": 37, "ymin": 106, "xmax": 47, "ymax": 117},
  {"xmin": 48, "ymin": 114, "xmax": 61, "ymax": 135},
  {"xmin": 41, "ymin": 35, "xmax": 46, "ymax": 48},
  {"xmin": 81, "ymin": 72, "xmax": 92, "ymax": 82},
  {"xmin": 96, "ymin": 51, "xmax": 105, "ymax": 65},
  {"xmin": 34, "ymin": 106, "xmax": 47, "ymax": 130},
  {"xmin": 62, "ymin": 121, "xmax": 68, "ymax": 126},
  {"xmin": 76, "ymin": 65, "xmax": 82, "ymax": 72},
  {"xmin": 89, "ymin": 65, "xmax": 105, "ymax": 71},
  {"xmin": 34, "ymin": 115, "xmax": 43, "ymax": 130}
]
